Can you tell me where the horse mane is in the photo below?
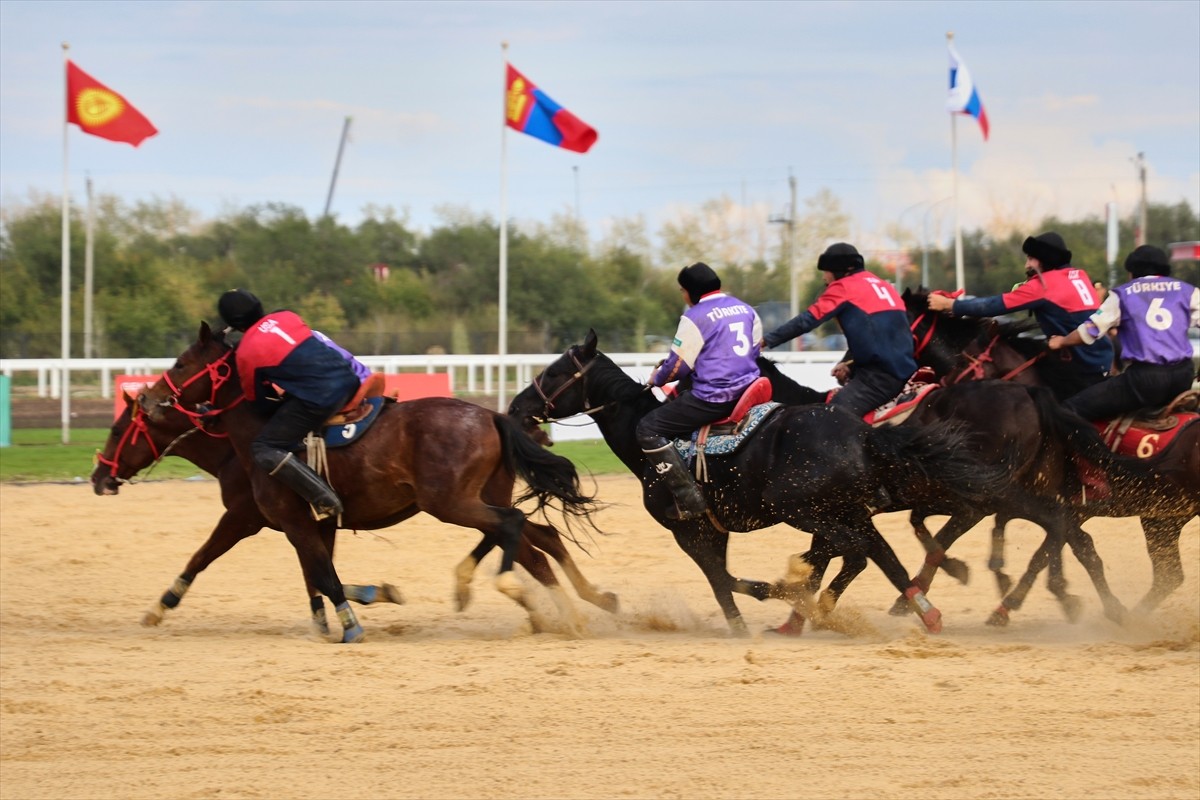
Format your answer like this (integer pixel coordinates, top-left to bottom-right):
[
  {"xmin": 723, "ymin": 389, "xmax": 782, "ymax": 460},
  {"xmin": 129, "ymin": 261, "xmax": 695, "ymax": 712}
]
[{"xmin": 587, "ymin": 351, "xmax": 655, "ymax": 405}]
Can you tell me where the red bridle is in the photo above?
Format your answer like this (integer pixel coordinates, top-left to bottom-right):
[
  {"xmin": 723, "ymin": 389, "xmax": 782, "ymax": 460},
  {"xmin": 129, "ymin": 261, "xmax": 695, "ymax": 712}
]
[{"xmin": 153, "ymin": 348, "xmax": 245, "ymax": 430}]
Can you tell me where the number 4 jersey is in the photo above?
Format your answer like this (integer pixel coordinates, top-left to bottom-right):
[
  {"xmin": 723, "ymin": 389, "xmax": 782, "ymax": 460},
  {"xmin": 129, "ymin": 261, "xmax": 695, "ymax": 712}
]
[
  {"xmin": 652, "ymin": 292, "xmax": 763, "ymax": 404},
  {"xmin": 1079, "ymin": 276, "xmax": 1200, "ymax": 365}
]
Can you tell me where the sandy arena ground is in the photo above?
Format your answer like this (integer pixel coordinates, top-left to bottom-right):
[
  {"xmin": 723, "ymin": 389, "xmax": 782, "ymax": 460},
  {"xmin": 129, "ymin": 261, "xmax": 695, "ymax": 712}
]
[{"xmin": 1, "ymin": 476, "xmax": 1197, "ymax": 800}]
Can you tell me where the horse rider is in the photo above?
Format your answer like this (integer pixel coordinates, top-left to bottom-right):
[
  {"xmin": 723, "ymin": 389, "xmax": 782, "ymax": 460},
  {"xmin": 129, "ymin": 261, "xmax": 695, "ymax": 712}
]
[
  {"xmin": 638, "ymin": 262, "xmax": 762, "ymax": 520},
  {"xmin": 217, "ymin": 289, "xmax": 360, "ymax": 520},
  {"xmin": 762, "ymin": 242, "xmax": 917, "ymax": 417},
  {"xmin": 1048, "ymin": 245, "xmax": 1200, "ymax": 421},
  {"xmin": 927, "ymin": 231, "xmax": 1113, "ymax": 401}
]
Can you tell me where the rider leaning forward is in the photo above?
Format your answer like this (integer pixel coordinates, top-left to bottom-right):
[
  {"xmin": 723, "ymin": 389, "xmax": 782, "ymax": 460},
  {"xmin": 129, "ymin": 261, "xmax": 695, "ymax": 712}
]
[
  {"xmin": 217, "ymin": 289, "xmax": 359, "ymax": 520},
  {"xmin": 763, "ymin": 243, "xmax": 917, "ymax": 417},
  {"xmin": 1048, "ymin": 245, "xmax": 1200, "ymax": 421},
  {"xmin": 927, "ymin": 231, "xmax": 1112, "ymax": 401}
]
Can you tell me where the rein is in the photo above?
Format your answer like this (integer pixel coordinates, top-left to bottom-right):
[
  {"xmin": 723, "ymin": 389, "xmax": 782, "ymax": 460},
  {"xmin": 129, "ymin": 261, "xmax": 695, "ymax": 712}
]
[
  {"xmin": 530, "ymin": 349, "xmax": 617, "ymax": 423},
  {"xmin": 910, "ymin": 305, "xmax": 1043, "ymax": 384},
  {"xmin": 94, "ymin": 405, "xmax": 204, "ymax": 483}
]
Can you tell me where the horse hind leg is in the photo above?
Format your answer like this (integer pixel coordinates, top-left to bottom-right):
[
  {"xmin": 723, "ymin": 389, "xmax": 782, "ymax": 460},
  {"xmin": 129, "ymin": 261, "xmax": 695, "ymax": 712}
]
[
  {"xmin": 1134, "ymin": 517, "xmax": 1186, "ymax": 614},
  {"xmin": 524, "ymin": 521, "xmax": 619, "ymax": 614}
]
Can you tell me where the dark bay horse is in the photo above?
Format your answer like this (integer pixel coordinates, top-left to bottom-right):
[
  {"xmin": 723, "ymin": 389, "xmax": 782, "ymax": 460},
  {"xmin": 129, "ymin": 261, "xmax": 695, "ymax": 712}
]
[
  {"xmin": 138, "ymin": 322, "xmax": 602, "ymax": 642},
  {"xmin": 755, "ymin": 357, "xmax": 1133, "ymax": 629},
  {"xmin": 508, "ymin": 330, "xmax": 1010, "ymax": 636},
  {"xmin": 904, "ymin": 287, "xmax": 1200, "ymax": 617},
  {"xmin": 92, "ymin": 392, "xmax": 617, "ymax": 636}
]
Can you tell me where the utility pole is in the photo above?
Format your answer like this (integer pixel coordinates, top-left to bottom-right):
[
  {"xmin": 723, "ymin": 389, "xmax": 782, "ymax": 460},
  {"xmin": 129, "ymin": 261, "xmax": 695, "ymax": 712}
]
[
  {"xmin": 769, "ymin": 171, "xmax": 798, "ymax": 349},
  {"xmin": 1133, "ymin": 152, "xmax": 1148, "ymax": 246},
  {"xmin": 323, "ymin": 116, "xmax": 352, "ymax": 218},
  {"xmin": 84, "ymin": 174, "xmax": 95, "ymax": 359}
]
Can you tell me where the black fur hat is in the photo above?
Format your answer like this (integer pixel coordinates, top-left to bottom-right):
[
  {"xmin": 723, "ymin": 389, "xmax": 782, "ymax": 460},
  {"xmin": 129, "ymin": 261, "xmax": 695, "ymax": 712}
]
[
  {"xmin": 816, "ymin": 243, "xmax": 864, "ymax": 277},
  {"xmin": 1124, "ymin": 245, "xmax": 1172, "ymax": 278},
  {"xmin": 218, "ymin": 289, "xmax": 264, "ymax": 332},
  {"xmin": 1021, "ymin": 232, "xmax": 1072, "ymax": 270},
  {"xmin": 678, "ymin": 262, "xmax": 721, "ymax": 304}
]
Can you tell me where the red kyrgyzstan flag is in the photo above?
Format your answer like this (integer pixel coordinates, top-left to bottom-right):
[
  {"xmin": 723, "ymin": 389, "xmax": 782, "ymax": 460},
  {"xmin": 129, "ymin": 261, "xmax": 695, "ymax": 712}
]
[{"xmin": 66, "ymin": 60, "xmax": 158, "ymax": 147}]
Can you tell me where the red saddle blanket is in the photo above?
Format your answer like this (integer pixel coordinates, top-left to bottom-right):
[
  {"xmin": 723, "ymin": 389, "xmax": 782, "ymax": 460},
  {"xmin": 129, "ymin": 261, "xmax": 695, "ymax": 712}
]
[{"xmin": 1095, "ymin": 413, "xmax": 1199, "ymax": 459}]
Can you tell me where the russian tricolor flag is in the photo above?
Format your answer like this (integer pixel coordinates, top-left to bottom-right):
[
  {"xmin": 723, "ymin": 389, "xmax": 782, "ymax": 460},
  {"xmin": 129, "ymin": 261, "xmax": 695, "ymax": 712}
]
[{"xmin": 946, "ymin": 42, "xmax": 989, "ymax": 141}]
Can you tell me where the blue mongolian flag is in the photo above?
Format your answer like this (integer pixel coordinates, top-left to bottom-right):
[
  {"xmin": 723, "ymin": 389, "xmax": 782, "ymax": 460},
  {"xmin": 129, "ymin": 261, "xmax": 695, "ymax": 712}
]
[{"xmin": 505, "ymin": 63, "xmax": 597, "ymax": 154}]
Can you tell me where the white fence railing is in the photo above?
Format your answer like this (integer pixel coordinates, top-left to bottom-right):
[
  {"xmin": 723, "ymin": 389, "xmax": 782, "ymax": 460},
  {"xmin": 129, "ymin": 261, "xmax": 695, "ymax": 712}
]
[{"xmin": 0, "ymin": 351, "xmax": 843, "ymax": 401}]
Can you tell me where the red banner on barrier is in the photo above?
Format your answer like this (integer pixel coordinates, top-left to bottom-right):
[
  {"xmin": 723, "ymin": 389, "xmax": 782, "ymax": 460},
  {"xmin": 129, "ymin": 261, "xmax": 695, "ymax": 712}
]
[
  {"xmin": 383, "ymin": 373, "xmax": 452, "ymax": 401},
  {"xmin": 113, "ymin": 375, "xmax": 157, "ymax": 419}
]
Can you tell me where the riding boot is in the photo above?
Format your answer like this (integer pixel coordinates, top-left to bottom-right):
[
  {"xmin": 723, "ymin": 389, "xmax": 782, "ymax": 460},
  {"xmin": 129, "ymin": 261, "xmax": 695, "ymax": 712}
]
[
  {"xmin": 269, "ymin": 452, "xmax": 344, "ymax": 520},
  {"xmin": 641, "ymin": 437, "xmax": 706, "ymax": 521}
]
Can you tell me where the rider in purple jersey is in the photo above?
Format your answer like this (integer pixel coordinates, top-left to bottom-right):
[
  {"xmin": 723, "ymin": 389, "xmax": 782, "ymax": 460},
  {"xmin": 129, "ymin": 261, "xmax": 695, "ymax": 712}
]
[
  {"xmin": 638, "ymin": 262, "xmax": 762, "ymax": 520},
  {"xmin": 1048, "ymin": 245, "xmax": 1199, "ymax": 421}
]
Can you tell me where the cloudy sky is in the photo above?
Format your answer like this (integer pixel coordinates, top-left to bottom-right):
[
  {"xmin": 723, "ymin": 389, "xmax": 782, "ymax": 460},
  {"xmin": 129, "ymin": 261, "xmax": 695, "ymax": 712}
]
[{"xmin": 1, "ymin": 0, "xmax": 1197, "ymax": 254}]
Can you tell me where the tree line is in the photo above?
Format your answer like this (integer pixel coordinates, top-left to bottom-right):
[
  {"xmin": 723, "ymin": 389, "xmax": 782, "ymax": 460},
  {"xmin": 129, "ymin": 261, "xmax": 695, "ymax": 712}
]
[{"xmin": 1, "ymin": 190, "xmax": 1196, "ymax": 359}]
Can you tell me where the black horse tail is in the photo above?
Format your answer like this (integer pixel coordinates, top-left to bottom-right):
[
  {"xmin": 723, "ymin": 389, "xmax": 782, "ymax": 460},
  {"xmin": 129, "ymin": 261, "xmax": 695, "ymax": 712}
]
[
  {"xmin": 866, "ymin": 419, "xmax": 1009, "ymax": 509},
  {"xmin": 493, "ymin": 414, "xmax": 603, "ymax": 532},
  {"xmin": 1024, "ymin": 385, "xmax": 1161, "ymax": 497}
]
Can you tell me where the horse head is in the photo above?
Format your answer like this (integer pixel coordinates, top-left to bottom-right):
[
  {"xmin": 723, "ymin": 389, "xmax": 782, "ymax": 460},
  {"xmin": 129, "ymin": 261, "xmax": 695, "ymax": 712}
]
[
  {"xmin": 91, "ymin": 393, "xmax": 156, "ymax": 495},
  {"xmin": 509, "ymin": 329, "xmax": 601, "ymax": 430},
  {"xmin": 139, "ymin": 321, "xmax": 239, "ymax": 424}
]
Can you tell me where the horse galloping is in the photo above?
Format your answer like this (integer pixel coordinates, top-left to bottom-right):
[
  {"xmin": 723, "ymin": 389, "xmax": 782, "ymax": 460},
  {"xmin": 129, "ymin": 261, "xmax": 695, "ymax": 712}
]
[
  {"xmin": 93, "ymin": 392, "xmax": 617, "ymax": 636},
  {"xmin": 508, "ymin": 330, "xmax": 1010, "ymax": 636},
  {"xmin": 138, "ymin": 322, "xmax": 603, "ymax": 642}
]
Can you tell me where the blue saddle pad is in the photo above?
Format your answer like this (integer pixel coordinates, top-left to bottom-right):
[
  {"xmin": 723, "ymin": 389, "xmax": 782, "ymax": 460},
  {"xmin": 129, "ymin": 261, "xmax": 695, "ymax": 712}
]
[
  {"xmin": 673, "ymin": 401, "xmax": 782, "ymax": 460},
  {"xmin": 317, "ymin": 396, "xmax": 386, "ymax": 449}
]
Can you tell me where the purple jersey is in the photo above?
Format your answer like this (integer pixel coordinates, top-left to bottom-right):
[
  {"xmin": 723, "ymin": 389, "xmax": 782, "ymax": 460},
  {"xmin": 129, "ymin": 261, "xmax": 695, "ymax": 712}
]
[
  {"xmin": 313, "ymin": 330, "xmax": 372, "ymax": 383},
  {"xmin": 650, "ymin": 292, "xmax": 763, "ymax": 403},
  {"xmin": 1078, "ymin": 277, "xmax": 1200, "ymax": 365}
]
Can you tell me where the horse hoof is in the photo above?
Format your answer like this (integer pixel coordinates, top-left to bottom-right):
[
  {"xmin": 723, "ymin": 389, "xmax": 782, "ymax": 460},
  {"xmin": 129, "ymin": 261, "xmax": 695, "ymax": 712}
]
[
  {"xmin": 986, "ymin": 606, "xmax": 1010, "ymax": 627},
  {"xmin": 596, "ymin": 592, "xmax": 620, "ymax": 614},
  {"xmin": 381, "ymin": 583, "xmax": 405, "ymax": 605},
  {"xmin": 767, "ymin": 614, "xmax": 806, "ymax": 637},
  {"xmin": 942, "ymin": 557, "xmax": 970, "ymax": 585},
  {"xmin": 340, "ymin": 624, "xmax": 365, "ymax": 643},
  {"xmin": 141, "ymin": 607, "xmax": 164, "ymax": 627},
  {"xmin": 888, "ymin": 595, "xmax": 909, "ymax": 617},
  {"xmin": 494, "ymin": 571, "xmax": 524, "ymax": 602},
  {"xmin": 1103, "ymin": 602, "xmax": 1128, "ymax": 626},
  {"xmin": 1060, "ymin": 594, "xmax": 1085, "ymax": 624},
  {"xmin": 920, "ymin": 607, "xmax": 943, "ymax": 634}
]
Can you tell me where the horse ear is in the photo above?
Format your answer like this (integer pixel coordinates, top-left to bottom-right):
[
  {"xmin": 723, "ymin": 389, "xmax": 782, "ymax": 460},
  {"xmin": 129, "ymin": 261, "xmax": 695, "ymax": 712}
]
[
  {"xmin": 583, "ymin": 328, "xmax": 598, "ymax": 356},
  {"xmin": 199, "ymin": 321, "xmax": 212, "ymax": 342}
]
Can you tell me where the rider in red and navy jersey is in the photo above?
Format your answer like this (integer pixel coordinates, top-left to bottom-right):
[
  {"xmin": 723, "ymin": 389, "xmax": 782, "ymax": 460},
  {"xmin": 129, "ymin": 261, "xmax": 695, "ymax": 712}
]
[
  {"xmin": 218, "ymin": 289, "xmax": 360, "ymax": 520},
  {"xmin": 764, "ymin": 243, "xmax": 917, "ymax": 417},
  {"xmin": 928, "ymin": 232, "xmax": 1113, "ymax": 401}
]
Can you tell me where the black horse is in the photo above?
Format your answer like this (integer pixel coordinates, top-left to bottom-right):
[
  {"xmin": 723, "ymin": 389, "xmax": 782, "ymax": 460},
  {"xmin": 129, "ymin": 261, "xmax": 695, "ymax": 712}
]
[
  {"xmin": 755, "ymin": 356, "xmax": 1135, "ymax": 629},
  {"xmin": 903, "ymin": 287, "xmax": 1200, "ymax": 617},
  {"xmin": 509, "ymin": 330, "xmax": 1010, "ymax": 635}
]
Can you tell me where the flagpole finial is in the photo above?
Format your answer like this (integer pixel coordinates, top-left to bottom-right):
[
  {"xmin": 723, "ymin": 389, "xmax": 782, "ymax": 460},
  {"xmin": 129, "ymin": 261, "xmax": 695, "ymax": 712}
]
[
  {"xmin": 946, "ymin": 31, "xmax": 954, "ymax": 41},
  {"xmin": 61, "ymin": 41, "xmax": 69, "ymax": 52},
  {"xmin": 502, "ymin": 41, "xmax": 509, "ymax": 52}
]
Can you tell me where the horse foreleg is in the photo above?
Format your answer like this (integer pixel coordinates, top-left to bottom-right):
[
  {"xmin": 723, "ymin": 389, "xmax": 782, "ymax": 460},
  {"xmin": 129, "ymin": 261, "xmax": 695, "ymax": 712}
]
[
  {"xmin": 1135, "ymin": 516, "xmax": 1187, "ymax": 614},
  {"xmin": 287, "ymin": 524, "xmax": 362, "ymax": 643},
  {"xmin": 989, "ymin": 513, "xmax": 1013, "ymax": 596},
  {"xmin": 1062, "ymin": 523, "xmax": 1126, "ymax": 625},
  {"xmin": 769, "ymin": 540, "xmax": 837, "ymax": 636},
  {"xmin": 857, "ymin": 524, "xmax": 942, "ymax": 633},
  {"xmin": 671, "ymin": 523, "xmax": 748, "ymax": 636},
  {"xmin": 143, "ymin": 509, "xmax": 263, "ymax": 627},
  {"xmin": 989, "ymin": 525, "xmax": 1062, "ymax": 626},
  {"xmin": 888, "ymin": 511, "xmax": 981, "ymax": 617}
]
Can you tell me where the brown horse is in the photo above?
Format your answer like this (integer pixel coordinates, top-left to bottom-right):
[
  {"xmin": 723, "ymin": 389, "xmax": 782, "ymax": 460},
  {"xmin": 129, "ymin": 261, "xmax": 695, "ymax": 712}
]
[
  {"xmin": 92, "ymin": 392, "xmax": 617, "ymax": 637},
  {"xmin": 138, "ymin": 322, "xmax": 604, "ymax": 642},
  {"xmin": 904, "ymin": 287, "xmax": 1200, "ymax": 618}
]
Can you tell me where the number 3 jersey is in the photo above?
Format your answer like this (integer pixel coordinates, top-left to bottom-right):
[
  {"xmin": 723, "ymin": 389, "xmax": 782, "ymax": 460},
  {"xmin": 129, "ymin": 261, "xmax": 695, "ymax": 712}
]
[
  {"xmin": 765, "ymin": 271, "xmax": 917, "ymax": 381},
  {"xmin": 1078, "ymin": 276, "xmax": 1200, "ymax": 365},
  {"xmin": 952, "ymin": 267, "xmax": 1113, "ymax": 375},
  {"xmin": 651, "ymin": 292, "xmax": 763, "ymax": 404}
]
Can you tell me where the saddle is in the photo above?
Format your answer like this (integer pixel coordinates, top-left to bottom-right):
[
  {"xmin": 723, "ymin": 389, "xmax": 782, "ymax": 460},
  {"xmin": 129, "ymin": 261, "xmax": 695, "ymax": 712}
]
[
  {"xmin": 863, "ymin": 369, "xmax": 940, "ymax": 427},
  {"xmin": 1095, "ymin": 389, "xmax": 1200, "ymax": 459},
  {"xmin": 325, "ymin": 372, "xmax": 387, "ymax": 426},
  {"xmin": 673, "ymin": 378, "xmax": 782, "ymax": 481}
]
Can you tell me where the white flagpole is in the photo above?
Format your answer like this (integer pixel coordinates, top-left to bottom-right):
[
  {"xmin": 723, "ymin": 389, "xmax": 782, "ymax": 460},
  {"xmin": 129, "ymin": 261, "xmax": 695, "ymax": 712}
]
[
  {"xmin": 948, "ymin": 31, "xmax": 965, "ymax": 293},
  {"xmin": 498, "ymin": 41, "xmax": 509, "ymax": 413},
  {"xmin": 60, "ymin": 42, "xmax": 72, "ymax": 444}
]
